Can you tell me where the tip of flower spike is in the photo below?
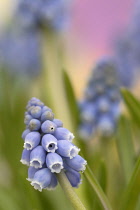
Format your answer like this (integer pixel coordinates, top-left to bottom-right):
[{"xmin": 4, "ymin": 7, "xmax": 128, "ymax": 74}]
[
  {"xmin": 30, "ymin": 159, "xmax": 42, "ymax": 169},
  {"xmin": 20, "ymin": 159, "xmax": 30, "ymax": 166},
  {"xmin": 31, "ymin": 181, "xmax": 42, "ymax": 192}
]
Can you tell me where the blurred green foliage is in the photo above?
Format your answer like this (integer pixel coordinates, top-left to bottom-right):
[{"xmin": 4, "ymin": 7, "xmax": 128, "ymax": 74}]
[{"xmin": 0, "ymin": 69, "xmax": 140, "ymax": 210}]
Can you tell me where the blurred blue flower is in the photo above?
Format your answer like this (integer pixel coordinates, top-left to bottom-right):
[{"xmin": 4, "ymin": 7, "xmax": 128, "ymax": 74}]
[
  {"xmin": 0, "ymin": 28, "xmax": 41, "ymax": 77},
  {"xmin": 114, "ymin": 0, "xmax": 140, "ymax": 87},
  {"xmin": 21, "ymin": 97, "xmax": 87, "ymax": 191},
  {"xmin": 16, "ymin": 0, "xmax": 72, "ymax": 31},
  {"xmin": 114, "ymin": 34, "xmax": 137, "ymax": 88},
  {"xmin": 78, "ymin": 57, "xmax": 121, "ymax": 140}
]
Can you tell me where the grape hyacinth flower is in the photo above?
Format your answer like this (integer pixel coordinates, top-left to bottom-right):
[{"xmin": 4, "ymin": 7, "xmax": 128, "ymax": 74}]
[
  {"xmin": 114, "ymin": 0, "xmax": 140, "ymax": 88},
  {"xmin": 16, "ymin": 0, "xmax": 72, "ymax": 31},
  {"xmin": 114, "ymin": 33, "xmax": 138, "ymax": 88},
  {"xmin": 78, "ymin": 57, "xmax": 121, "ymax": 140},
  {"xmin": 20, "ymin": 97, "xmax": 87, "ymax": 191}
]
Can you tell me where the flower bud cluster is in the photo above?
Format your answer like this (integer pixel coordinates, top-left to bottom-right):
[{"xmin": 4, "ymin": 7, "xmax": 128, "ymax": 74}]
[
  {"xmin": 21, "ymin": 97, "xmax": 87, "ymax": 191},
  {"xmin": 16, "ymin": 0, "xmax": 71, "ymax": 31},
  {"xmin": 78, "ymin": 57, "xmax": 121, "ymax": 140}
]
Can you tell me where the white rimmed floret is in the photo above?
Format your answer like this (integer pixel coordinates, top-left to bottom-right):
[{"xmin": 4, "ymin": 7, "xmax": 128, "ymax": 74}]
[
  {"xmin": 31, "ymin": 168, "xmax": 52, "ymax": 191},
  {"xmin": 20, "ymin": 149, "xmax": 31, "ymax": 166},
  {"xmin": 27, "ymin": 166, "xmax": 39, "ymax": 182},
  {"xmin": 65, "ymin": 155, "xmax": 87, "ymax": 172},
  {"xmin": 30, "ymin": 159, "xmax": 42, "ymax": 169},
  {"xmin": 24, "ymin": 141, "xmax": 33, "ymax": 150},
  {"xmin": 30, "ymin": 146, "xmax": 46, "ymax": 169},
  {"xmin": 42, "ymin": 134, "xmax": 58, "ymax": 153},
  {"xmin": 54, "ymin": 127, "xmax": 74, "ymax": 142},
  {"xmin": 57, "ymin": 140, "xmax": 80, "ymax": 159},
  {"xmin": 24, "ymin": 132, "xmax": 41, "ymax": 150},
  {"xmin": 50, "ymin": 163, "xmax": 63, "ymax": 173},
  {"xmin": 31, "ymin": 181, "xmax": 43, "ymax": 192},
  {"xmin": 46, "ymin": 153, "xmax": 63, "ymax": 173}
]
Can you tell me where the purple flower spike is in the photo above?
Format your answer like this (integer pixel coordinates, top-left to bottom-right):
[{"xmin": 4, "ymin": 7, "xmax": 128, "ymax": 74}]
[
  {"xmin": 54, "ymin": 128, "xmax": 74, "ymax": 142},
  {"xmin": 21, "ymin": 97, "xmax": 86, "ymax": 191},
  {"xmin": 42, "ymin": 134, "xmax": 58, "ymax": 153},
  {"xmin": 31, "ymin": 168, "xmax": 52, "ymax": 192},
  {"xmin": 46, "ymin": 153, "xmax": 63, "ymax": 173},
  {"xmin": 41, "ymin": 120, "xmax": 57, "ymax": 134},
  {"xmin": 79, "ymin": 57, "xmax": 121, "ymax": 139},
  {"xmin": 65, "ymin": 155, "xmax": 87, "ymax": 172},
  {"xmin": 57, "ymin": 140, "xmax": 80, "ymax": 159},
  {"xmin": 24, "ymin": 132, "xmax": 41, "ymax": 150},
  {"xmin": 30, "ymin": 146, "xmax": 46, "ymax": 169}
]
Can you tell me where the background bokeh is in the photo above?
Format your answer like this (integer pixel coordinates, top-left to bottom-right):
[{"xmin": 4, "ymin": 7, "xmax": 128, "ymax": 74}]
[
  {"xmin": 0, "ymin": 1, "xmax": 140, "ymax": 210},
  {"xmin": 0, "ymin": 0, "xmax": 136, "ymax": 97}
]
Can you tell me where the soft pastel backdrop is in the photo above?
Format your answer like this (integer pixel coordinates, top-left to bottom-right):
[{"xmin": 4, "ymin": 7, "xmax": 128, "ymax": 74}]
[{"xmin": 0, "ymin": 0, "xmax": 135, "ymax": 96}]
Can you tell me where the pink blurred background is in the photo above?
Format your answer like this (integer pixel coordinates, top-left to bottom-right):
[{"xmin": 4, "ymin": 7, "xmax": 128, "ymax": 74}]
[{"xmin": 66, "ymin": 0, "xmax": 135, "ymax": 97}]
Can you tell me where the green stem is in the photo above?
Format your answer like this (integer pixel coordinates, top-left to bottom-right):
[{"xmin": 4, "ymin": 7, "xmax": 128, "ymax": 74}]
[
  {"xmin": 57, "ymin": 171, "xmax": 87, "ymax": 210},
  {"xmin": 41, "ymin": 31, "xmax": 73, "ymax": 131}
]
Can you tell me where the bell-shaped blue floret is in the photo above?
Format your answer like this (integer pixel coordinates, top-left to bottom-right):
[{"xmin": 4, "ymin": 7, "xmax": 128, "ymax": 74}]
[
  {"xmin": 46, "ymin": 153, "xmax": 63, "ymax": 173},
  {"xmin": 57, "ymin": 140, "xmax": 80, "ymax": 159},
  {"xmin": 24, "ymin": 132, "xmax": 41, "ymax": 150},
  {"xmin": 31, "ymin": 168, "xmax": 52, "ymax": 192},
  {"xmin": 30, "ymin": 146, "xmax": 46, "ymax": 169},
  {"xmin": 42, "ymin": 134, "xmax": 58, "ymax": 153}
]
